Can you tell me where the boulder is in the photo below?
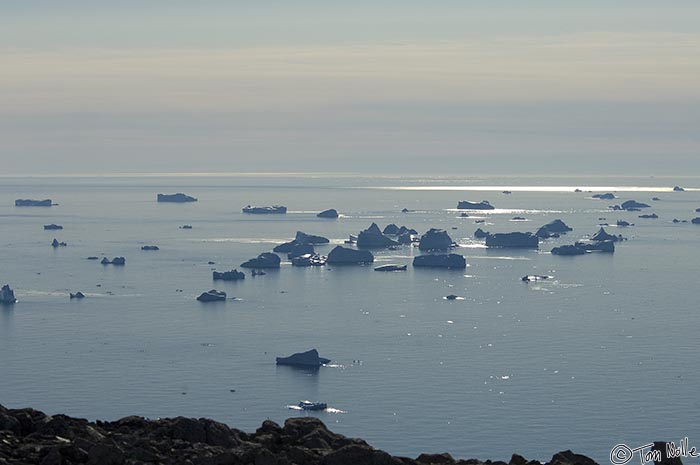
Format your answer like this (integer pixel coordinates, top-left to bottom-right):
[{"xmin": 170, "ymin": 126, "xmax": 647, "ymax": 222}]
[
  {"xmin": 179, "ymin": 225, "xmax": 193, "ymax": 229},
  {"xmin": 1, "ymin": 284, "xmax": 17, "ymax": 304},
  {"xmin": 418, "ymin": 228, "xmax": 454, "ymax": 251},
  {"xmin": 276, "ymin": 349, "xmax": 330, "ymax": 367},
  {"xmin": 241, "ymin": 252, "xmax": 281, "ymax": 269},
  {"xmin": 196, "ymin": 290, "xmax": 227, "ymax": 302},
  {"xmin": 383, "ymin": 224, "xmax": 400, "ymax": 235},
  {"xmin": 213, "ymin": 269, "xmax": 245, "ymax": 281},
  {"xmin": 356, "ymin": 223, "xmax": 399, "ymax": 248},
  {"xmin": 673, "ymin": 186, "xmax": 685, "ymax": 192},
  {"xmin": 43, "ymin": 224, "xmax": 63, "ymax": 230},
  {"xmin": 70, "ymin": 292, "xmax": 85, "ymax": 299},
  {"xmin": 592, "ymin": 193, "xmax": 615, "ymax": 199},
  {"xmin": 51, "ymin": 238, "xmax": 67, "ymax": 247},
  {"xmin": 486, "ymin": 232, "xmax": 539, "ymax": 249},
  {"xmin": 413, "ymin": 253, "xmax": 466, "ymax": 269},
  {"xmin": 591, "ymin": 227, "xmax": 623, "ymax": 242},
  {"xmin": 141, "ymin": 245, "xmax": 159, "ymax": 251},
  {"xmin": 15, "ymin": 199, "xmax": 52, "ymax": 207},
  {"xmin": 639, "ymin": 214, "xmax": 658, "ymax": 219},
  {"xmin": 101, "ymin": 257, "xmax": 126, "ymax": 265},
  {"xmin": 287, "ymin": 243, "xmax": 315, "ymax": 259},
  {"xmin": 157, "ymin": 193, "xmax": 197, "ymax": 203},
  {"xmin": 317, "ymin": 208, "xmax": 339, "ymax": 218},
  {"xmin": 616, "ymin": 220, "xmax": 632, "ymax": 227},
  {"xmin": 457, "ymin": 200, "xmax": 494, "ymax": 210},
  {"xmin": 326, "ymin": 246, "xmax": 374, "ymax": 264},
  {"xmin": 295, "ymin": 231, "xmax": 329, "ymax": 244},
  {"xmin": 474, "ymin": 228, "xmax": 489, "ymax": 239}
]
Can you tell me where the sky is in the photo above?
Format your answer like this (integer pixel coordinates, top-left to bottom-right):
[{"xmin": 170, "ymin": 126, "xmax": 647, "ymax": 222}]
[{"xmin": 1, "ymin": 1, "xmax": 699, "ymax": 175}]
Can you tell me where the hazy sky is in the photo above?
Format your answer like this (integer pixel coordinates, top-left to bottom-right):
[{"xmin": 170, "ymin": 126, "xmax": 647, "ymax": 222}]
[{"xmin": 1, "ymin": 1, "xmax": 699, "ymax": 175}]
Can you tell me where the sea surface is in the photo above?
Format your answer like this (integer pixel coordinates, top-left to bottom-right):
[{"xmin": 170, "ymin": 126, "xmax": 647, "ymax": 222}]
[{"xmin": 1, "ymin": 174, "xmax": 699, "ymax": 463}]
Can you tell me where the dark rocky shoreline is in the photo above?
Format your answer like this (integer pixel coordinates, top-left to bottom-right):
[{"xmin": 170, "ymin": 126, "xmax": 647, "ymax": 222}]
[{"xmin": 0, "ymin": 404, "xmax": 607, "ymax": 465}]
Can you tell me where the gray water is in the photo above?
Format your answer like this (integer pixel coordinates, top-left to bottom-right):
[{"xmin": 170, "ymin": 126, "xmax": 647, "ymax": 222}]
[{"xmin": 1, "ymin": 174, "xmax": 699, "ymax": 463}]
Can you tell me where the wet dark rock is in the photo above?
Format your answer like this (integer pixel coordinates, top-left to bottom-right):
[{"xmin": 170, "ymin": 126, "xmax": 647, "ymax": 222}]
[
  {"xmin": 591, "ymin": 227, "xmax": 623, "ymax": 242},
  {"xmin": 652, "ymin": 197, "xmax": 661, "ymax": 201},
  {"xmin": 536, "ymin": 219, "xmax": 572, "ymax": 239},
  {"xmin": 276, "ymin": 349, "xmax": 330, "ymax": 367},
  {"xmin": 357, "ymin": 223, "xmax": 399, "ymax": 248},
  {"xmin": 213, "ymin": 269, "xmax": 245, "ymax": 281},
  {"xmin": 474, "ymin": 228, "xmax": 489, "ymax": 239},
  {"xmin": 413, "ymin": 253, "xmax": 466, "ymax": 269},
  {"xmin": 157, "ymin": 193, "xmax": 197, "ymax": 203},
  {"xmin": 673, "ymin": 186, "xmax": 685, "ymax": 192},
  {"xmin": 592, "ymin": 193, "xmax": 615, "ymax": 200},
  {"xmin": 317, "ymin": 209, "xmax": 339, "ymax": 218},
  {"xmin": 616, "ymin": 220, "xmax": 632, "ymax": 227},
  {"xmin": 196, "ymin": 290, "xmax": 227, "ymax": 302},
  {"xmin": 86, "ymin": 256, "xmax": 99, "ymax": 260},
  {"xmin": 418, "ymin": 228, "xmax": 454, "ymax": 251},
  {"xmin": 43, "ymin": 224, "xmax": 63, "ymax": 230},
  {"xmin": 51, "ymin": 239, "xmax": 67, "ymax": 248},
  {"xmin": 141, "ymin": 245, "xmax": 159, "ymax": 251},
  {"xmin": 486, "ymin": 232, "xmax": 539, "ymax": 249},
  {"xmin": 0, "ymin": 404, "xmax": 599, "ymax": 465},
  {"xmin": 457, "ymin": 200, "xmax": 494, "ymax": 210},
  {"xmin": 70, "ymin": 292, "xmax": 85, "ymax": 299},
  {"xmin": 374, "ymin": 264, "xmax": 407, "ymax": 272},
  {"xmin": 101, "ymin": 257, "xmax": 125, "ymax": 265},
  {"xmin": 326, "ymin": 246, "xmax": 374, "ymax": 264},
  {"xmin": 1, "ymin": 284, "xmax": 17, "ymax": 304},
  {"xmin": 179, "ymin": 225, "xmax": 193, "ymax": 229},
  {"xmin": 15, "ymin": 199, "xmax": 52, "ymax": 207},
  {"xmin": 241, "ymin": 252, "xmax": 281, "ymax": 269},
  {"xmin": 639, "ymin": 214, "xmax": 658, "ymax": 219}
]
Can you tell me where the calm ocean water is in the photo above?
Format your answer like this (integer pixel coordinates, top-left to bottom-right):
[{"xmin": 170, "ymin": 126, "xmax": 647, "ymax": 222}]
[{"xmin": 1, "ymin": 174, "xmax": 699, "ymax": 462}]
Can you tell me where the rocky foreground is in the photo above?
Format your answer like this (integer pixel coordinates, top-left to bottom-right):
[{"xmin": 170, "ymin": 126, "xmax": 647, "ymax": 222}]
[{"xmin": 0, "ymin": 404, "xmax": 604, "ymax": 465}]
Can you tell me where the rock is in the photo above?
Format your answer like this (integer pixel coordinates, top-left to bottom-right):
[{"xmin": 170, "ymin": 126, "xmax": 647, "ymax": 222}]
[
  {"xmin": 592, "ymin": 193, "xmax": 616, "ymax": 199},
  {"xmin": 551, "ymin": 245, "xmax": 586, "ymax": 256},
  {"xmin": 418, "ymin": 228, "xmax": 454, "ymax": 251},
  {"xmin": 457, "ymin": 200, "xmax": 494, "ymax": 210},
  {"xmin": 287, "ymin": 243, "xmax": 315, "ymax": 259},
  {"xmin": 417, "ymin": 452, "xmax": 456, "ymax": 464},
  {"xmin": 512, "ymin": 216, "xmax": 526, "ymax": 221},
  {"xmin": 51, "ymin": 238, "xmax": 67, "ymax": 248},
  {"xmin": 383, "ymin": 224, "xmax": 400, "ymax": 235},
  {"xmin": 213, "ymin": 269, "xmax": 246, "ymax": 281},
  {"xmin": 276, "ymin": 349, "xmax": 330, "ymax": 367},
  {"xmin": 252, "ymin": 270, "xmax": 266, "ymax": 276},
  {"xmin": 652, "ymin": 197, "xmax": 661, "ymax": 201},
  {"xmin": 87, "ymin": 256, "xmax": 99, "ymax": 260},
  {"xmin": 70, "ymin": 292, "xmax": 85, "ymax": 299},
  {"xmin": 445, "ymin": 294, "xmax": 459, "ymax": 300},
  {"xmin": 474, "ymin": 228, "xmax": 489, "ymax": 239},
  {"xmin": 295, "ymin": 231, "xmax": 330, "ymax": 244},
  {"xmin": 180, "ymin": 225, "xmax": 193, "ymax": 229},
  {"xmin": 326, "ymin": 246, "xmax": 374, "ymax": 264},
  {"xmin": 485, "ymin": 232, "xmax": 539, "ymax": 249},
  {"xmin": 397, "ymin": 226, "xmax": 417, "ymax": 235},
  {"xmin": 196, "ymin": 290, "xmax": 227, "ymax": 302},
  {"xmin": 43, "ymin": 224, "xmax": 63, "ymax": 230},
  {"xmin": 615, "ymin": 200, "xmax": 650, "ymax": 210},
  {"xmin": 1, "ymin": 284, "xmax": 17, "ymax": 304},
  {"xmin": 401, "ymin": 208, "xmax": 411, "ymax": 213},
  {"xmin": 141, "ymin": 245, "xmax": 159, "ymax": 251},
  {"xmin": 413, "ymin": 253, "xmax": 466, "ymax": 269},
  {"xmin": 317, "ymin": 209, "xmax": 339, "ymax": 218},
  {"xmin": 15, "ymin": 199, "xmax": 52, "ymax": 206},
  {"xmin": 374, "ymin": 264, "xmax": 407, "ymax": 272},
  {"xmin": 157, "ymin": 193, "xmax": 197, "ymax": 203},
  {"xmin": 241, "ymin": 252, "xmax": 281, "ymax": 269},
  {"xmin": 101, "ymin": 257, "xmax": 126, "ymax": 265},
  {"xmin": 673, "ymin": 186, "xmax": 685, "ymax": 192},
  {"xmin": 591, "ymin": 227, "xmax": 623, "ymax": 242},
  {"xmin": 536, "ymin": 219, "xmax": 573, "ymax": 239},
  {"xmin": 639, "ymin": 214, "xmax": 658, "ymax": 219},
  {"xmin": 692, "ymin": 218, "xmax": 700, "ymax": 224},
  {"xmin": 549, "ymin": 450, "xmax": 598, "ymax": 465},
  {"xmin": 242, "ymin": 205, "xmax": 287, "ymax": 214},
  {"xmin": 616, "ymin": 220, "xmax": 632, "ymax": 227},
  {"xmin": 502, "ymin": 190, "xmax": 512, "ymax": 195},
  {"xmin": 696, "ymin": 208, "xmax": 700, "ymax": 213},
  {"xmin": 356, "ymin": 223, "xmax": 399, "ymax": 248}
]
